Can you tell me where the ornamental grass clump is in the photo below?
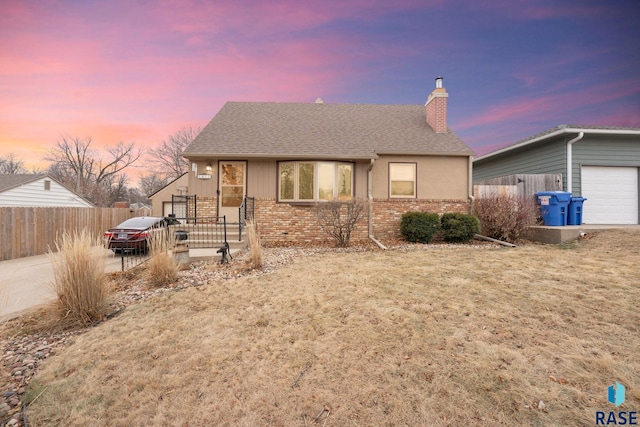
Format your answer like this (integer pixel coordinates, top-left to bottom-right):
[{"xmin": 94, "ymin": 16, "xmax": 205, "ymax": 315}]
[
  {"xmin": 246, "ymin": 220, "xmax": 262, "ymax": 269},
  {"xmin": 49, "ymin": 230, "xmax": 109, "ymax": 326},
  {"xmin": 146, "ymin": 230, "xmax": 179, "ymax": 287}
]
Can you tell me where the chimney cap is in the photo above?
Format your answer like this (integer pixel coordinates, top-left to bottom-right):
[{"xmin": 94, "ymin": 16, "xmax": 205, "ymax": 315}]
[{"xmin": 435, "ymin": 76, "xmax": 443, "ymax": 88}]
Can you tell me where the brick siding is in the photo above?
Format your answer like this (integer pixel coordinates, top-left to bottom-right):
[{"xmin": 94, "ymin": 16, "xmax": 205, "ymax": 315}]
[
  {"xmin": 371, "ymin": 198, "xmax": 470, "ymax": 240},
  {"xmin": 252, "ymin": 198, "xmax": 470, "ymax": 244},
  {"xmin": 191, "ymin": 196, "xmax": 470, "ymax": 244},
  {"xmin": 426, "ymin": 95, "xmax": 448, "ymax": 133}
]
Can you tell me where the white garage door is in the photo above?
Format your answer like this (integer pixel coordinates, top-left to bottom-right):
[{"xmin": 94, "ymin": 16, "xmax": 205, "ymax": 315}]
[{"xmin": 581, "ymin": 166, "xmax": 638, "ymax": 224}]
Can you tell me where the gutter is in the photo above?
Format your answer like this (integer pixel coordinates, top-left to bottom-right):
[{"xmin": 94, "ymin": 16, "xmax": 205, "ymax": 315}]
[
  {"xmin": 367, "ymin": 158, "xmax": 387, "ymax": 250},
  {"xmin": 566, "ymin": 132, "xmax": 584, "ymax": 193},
  {"xmin": 473, "ymin": 127, "xmax": 640, "ymax": 163}
]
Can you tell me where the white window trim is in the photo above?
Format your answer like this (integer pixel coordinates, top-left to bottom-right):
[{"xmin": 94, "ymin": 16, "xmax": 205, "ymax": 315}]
[{"xmin": 278, "ymin": 161, "xmax": 354, "ymax": 202}]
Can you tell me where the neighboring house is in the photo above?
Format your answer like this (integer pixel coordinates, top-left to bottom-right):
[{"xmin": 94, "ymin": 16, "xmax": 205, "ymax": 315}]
[
  {"xmin": 130, "ymin": 203, "xmax": 152, "ymax": 216},
  {"xmin": 180, "ymin": 78, "xmax": 474, "ymax": 244},
  {"xmin": 149, "ymin": 173, "xmax": 189, "ymax": 217},
  {"xmin": 0, "ymin": 174, "xmax": 94, "ymax": 207},
  {"xmin": 473, "ymin": 125, "xmax": 640, "ymax": 225}
]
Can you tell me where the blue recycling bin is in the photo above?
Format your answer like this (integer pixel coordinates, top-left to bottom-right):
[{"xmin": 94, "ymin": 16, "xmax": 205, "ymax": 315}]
[
  {"xmin": 568, "ymin": 197, "xmax": 587, "ymax": 225},
  {"xmin": 536, "ymin": 191, "xmax": 571, "ymax": 226}
]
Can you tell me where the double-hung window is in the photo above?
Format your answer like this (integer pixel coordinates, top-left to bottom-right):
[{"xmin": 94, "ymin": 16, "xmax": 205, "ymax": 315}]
[
  {"xmin": 389, "ymin": 163, "xmax": 416, "ymax": 198},
  {"xmin": 279, "ymin": 161, "xmax": 353, "ymax": 202}
]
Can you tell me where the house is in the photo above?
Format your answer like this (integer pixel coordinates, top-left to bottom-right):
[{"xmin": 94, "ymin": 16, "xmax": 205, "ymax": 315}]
[
  {"xmin": 129, "ymin": 203, "xmax": 152, "ymax": 216},
  {"xmin": 149, "ymin": 173, "xmax": 189, "ymax": 217},
  {"xmin": 473, "ymin": 125, "xmax": 640, "ymax": 225},
  {"xmin": 0, "ymin": 174, "xmax": 94, "ymax": 207},
  {"xmin": 181, "ymin": 78, "xmax": 474, "ymax": 244}
]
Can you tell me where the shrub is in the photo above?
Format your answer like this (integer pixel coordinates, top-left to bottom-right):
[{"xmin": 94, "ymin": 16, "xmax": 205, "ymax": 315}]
[
  {"xmin": 400, "ymin": 211, "xmax": 441, "ymax": 243},
  {"xmin": 440, "ymin": 213, "xmax": 481, "ymax": 243},
  {"xmin": 147, "ymin": 230, "xmax": 179, "ymax": 287},
  {"xmin": 473, "ymin": 194, "xmax": 539, "ymax": 242},
  {"xmin": 246, "ymin": 220, "xmax": 262, "ymax": 269},
  {"xmin": 49, "ymin": 230, "xmax": 109, "ymax": 326},
  {"xmin": 315, "ymin": 199, "xmax": 367, "ymax": 247}
]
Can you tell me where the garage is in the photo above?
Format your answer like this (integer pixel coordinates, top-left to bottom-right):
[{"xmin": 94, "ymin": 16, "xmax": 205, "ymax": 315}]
[{"xmin": 581, "ymin": 166, "xmax": 638, "ymax": 224}]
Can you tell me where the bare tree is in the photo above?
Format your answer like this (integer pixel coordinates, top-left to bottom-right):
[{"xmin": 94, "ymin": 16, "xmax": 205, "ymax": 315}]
[
  {"xmin": 0, "ymin": 153, "xmax": 27, "ymax": 174},
  {"xmin": 139, "ymin": 172, "xmax": 168, "ymax": 197},
  {"xmin": 45, "ymin": 136, "xmax": 142, "ymax": 206},
  {"xmin": 148, "ymin": 126, "xmax": 200, "ymax": 180}
]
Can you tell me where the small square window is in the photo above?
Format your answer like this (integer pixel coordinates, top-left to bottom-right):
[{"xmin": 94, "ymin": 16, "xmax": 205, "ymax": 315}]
[
  {"xmin": 44, "ymin": 180, "xmax": 51, "ymax": 191},
  {"xmin": 389, "ymin": 163, "xmax": 416, "ymax": 198}
]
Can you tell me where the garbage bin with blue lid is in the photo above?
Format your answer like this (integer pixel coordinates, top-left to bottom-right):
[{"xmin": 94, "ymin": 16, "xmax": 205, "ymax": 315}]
[
  {"xmin": 568, "ymin": 197, "xmax": 587, "ymax": 225},
  {"xmin": 536, "ymin": 191, "xmax": 571, "ymax": 226}
]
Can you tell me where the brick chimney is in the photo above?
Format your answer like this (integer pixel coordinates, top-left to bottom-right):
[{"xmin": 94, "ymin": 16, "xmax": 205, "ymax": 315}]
[{"xmin": 425, "ymin": 76, "xmax": 448, "ymax": 133}]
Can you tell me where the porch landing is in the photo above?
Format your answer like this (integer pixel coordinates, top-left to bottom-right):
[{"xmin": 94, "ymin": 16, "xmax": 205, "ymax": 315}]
[{"xmin": 526, "ymin": 224, "xmax": 640, "ymax": 244}]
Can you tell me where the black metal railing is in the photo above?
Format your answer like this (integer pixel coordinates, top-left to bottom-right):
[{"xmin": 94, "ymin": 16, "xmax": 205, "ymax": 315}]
[
  {"xmin": 107, "ymin": 215, "xmax": 230, "ymax": 271},
  {"xmin": 108, "ymin": 239, "xmax": 152, "ymax": 272},
  {"xmin": 169, "ymin": 216, "xmax": 228, "ymax": 249},
  {"xmin": 238, "ymin": 196, "xmax": 255, "ymax": 241}
]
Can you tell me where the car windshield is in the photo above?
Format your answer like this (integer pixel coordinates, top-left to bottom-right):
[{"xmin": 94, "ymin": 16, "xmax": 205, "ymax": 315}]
[{"xmin": 116, "ymin": 217, "xmax": 162, "ymax": 229}]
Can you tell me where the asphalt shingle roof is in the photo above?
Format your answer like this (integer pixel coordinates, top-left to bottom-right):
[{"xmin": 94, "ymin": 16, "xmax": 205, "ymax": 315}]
[
  {"xmin": 0, "ymin": 174, "xmax": 45, "ymax": 193},
  {"xmin": 183, "ymin": 102, "xmax": 473, "ymax": 159}
]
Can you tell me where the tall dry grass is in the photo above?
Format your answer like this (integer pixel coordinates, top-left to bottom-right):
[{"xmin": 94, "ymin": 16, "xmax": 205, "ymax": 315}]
[
  {"xmin": 48, "ymin": 230, "xmax": 109, "ymax": 326},
  {"xmin": 26, "ymin": 229, "xmax": 640, "ymax": 425},
  {"xmin": 146, "ymin": 230, "xmax": 179, "ymax": 287},
  {"xmin": 246, "ymin": 220, "xmax": 262, "ymax": 269}
]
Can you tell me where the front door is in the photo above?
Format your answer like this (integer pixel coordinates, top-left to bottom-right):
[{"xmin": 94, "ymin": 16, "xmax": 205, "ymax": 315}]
[{"xmin": 219, "ymin": 161, "xmax": 246, "ymax": 222}]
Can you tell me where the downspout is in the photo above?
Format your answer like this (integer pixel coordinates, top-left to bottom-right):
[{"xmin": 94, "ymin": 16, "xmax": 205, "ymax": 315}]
[
  {"xmin": 468, "ymin": 155, "xmax": 475, "ymax": 214},
  {"xmin": 566, "ymin": 132, "xmax": 584, "ymax": 193},
  {"xmin": 368, "ymin": 158, "xmax": 387, "ymax": 250}
]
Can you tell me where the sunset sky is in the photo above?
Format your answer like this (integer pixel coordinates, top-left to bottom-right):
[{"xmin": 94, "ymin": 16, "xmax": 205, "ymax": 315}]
[{"xmin": 1, "ymin": 0, "xmax": 639, "ymax": 179}]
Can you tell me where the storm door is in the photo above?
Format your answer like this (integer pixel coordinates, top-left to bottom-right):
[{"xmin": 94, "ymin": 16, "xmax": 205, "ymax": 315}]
[{"xmin": 218, "ymin": 161, "xmax": 246, "ymax": 222}]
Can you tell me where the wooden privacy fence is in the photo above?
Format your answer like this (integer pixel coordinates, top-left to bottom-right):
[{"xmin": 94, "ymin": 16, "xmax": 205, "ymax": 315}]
[
  {"xmin": 0, "ymin": 207, "xmax": 141, "ymax": 261},
  {"xmin": 474, "ymin": 174, "xmax": 562, "ymax": 199}
]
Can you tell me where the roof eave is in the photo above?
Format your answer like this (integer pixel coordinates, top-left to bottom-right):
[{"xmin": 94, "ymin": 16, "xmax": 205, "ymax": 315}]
[
  {"xmin": 183, "ymin": 153, "xmax": 378, "ymax": 161},
  {"xmin": 474, "ymin": 127, "xmax": 640, "ymax": 163},
  {"xmin": 375, "ymin": 150, "xmax": 473, "ymax": 157}
]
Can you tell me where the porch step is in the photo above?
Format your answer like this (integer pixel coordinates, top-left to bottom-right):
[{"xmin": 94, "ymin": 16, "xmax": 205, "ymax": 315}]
[{"xmin": 186, "ymin": 247, "xmax": 243, "ymax": 263}]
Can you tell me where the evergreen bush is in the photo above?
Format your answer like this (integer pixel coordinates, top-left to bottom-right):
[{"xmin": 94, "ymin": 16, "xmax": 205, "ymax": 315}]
[
  {"xmin": 440, "ymin": 213, "xmax": 480, "ymax": 243},
  {"xmin": 400, "ymin": 211, "xmax": 441, "ymax": 243}
]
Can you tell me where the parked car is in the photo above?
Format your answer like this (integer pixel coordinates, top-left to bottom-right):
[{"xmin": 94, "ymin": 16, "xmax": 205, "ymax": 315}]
[{"xmin": 104, "ymin": 216, "xmax": 180, "ymax": 253}]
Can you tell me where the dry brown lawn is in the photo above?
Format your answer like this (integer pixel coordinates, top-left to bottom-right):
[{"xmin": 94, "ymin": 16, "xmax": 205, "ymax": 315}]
[{"xmin": 25, "ymin": 229, "xmax": 640, "ymax": 426}]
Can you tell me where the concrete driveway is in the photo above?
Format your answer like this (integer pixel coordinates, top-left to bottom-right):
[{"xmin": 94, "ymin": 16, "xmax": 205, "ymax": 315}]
[{"xmin": 0, "ymin": 249, "xmax": 124, "ymax": 320}]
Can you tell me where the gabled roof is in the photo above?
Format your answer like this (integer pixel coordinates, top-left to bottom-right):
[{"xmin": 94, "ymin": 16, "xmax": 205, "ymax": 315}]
[
  {"xmin": 148, "ymin": 172, "xmax": 188, "ymax": 198},
  {"xmin": 0, "ymin": 173, "xmax": 95, "ymax": 207},
  {"xmin": 474, "ymin": 125, "xmax": 640, "ymax": 162},
  {"xmin": 0, "ymin": 174, "xmax": 46, "ymax": 193},
  {"xmin": 183, "ymin": 102, "xmax": 473, "ymax": 159}
]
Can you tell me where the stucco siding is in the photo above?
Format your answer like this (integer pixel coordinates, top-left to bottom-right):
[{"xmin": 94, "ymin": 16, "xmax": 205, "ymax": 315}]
[{"xmin": 372, "ymin": 155, "xmax": 469, "ymax": 200}]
